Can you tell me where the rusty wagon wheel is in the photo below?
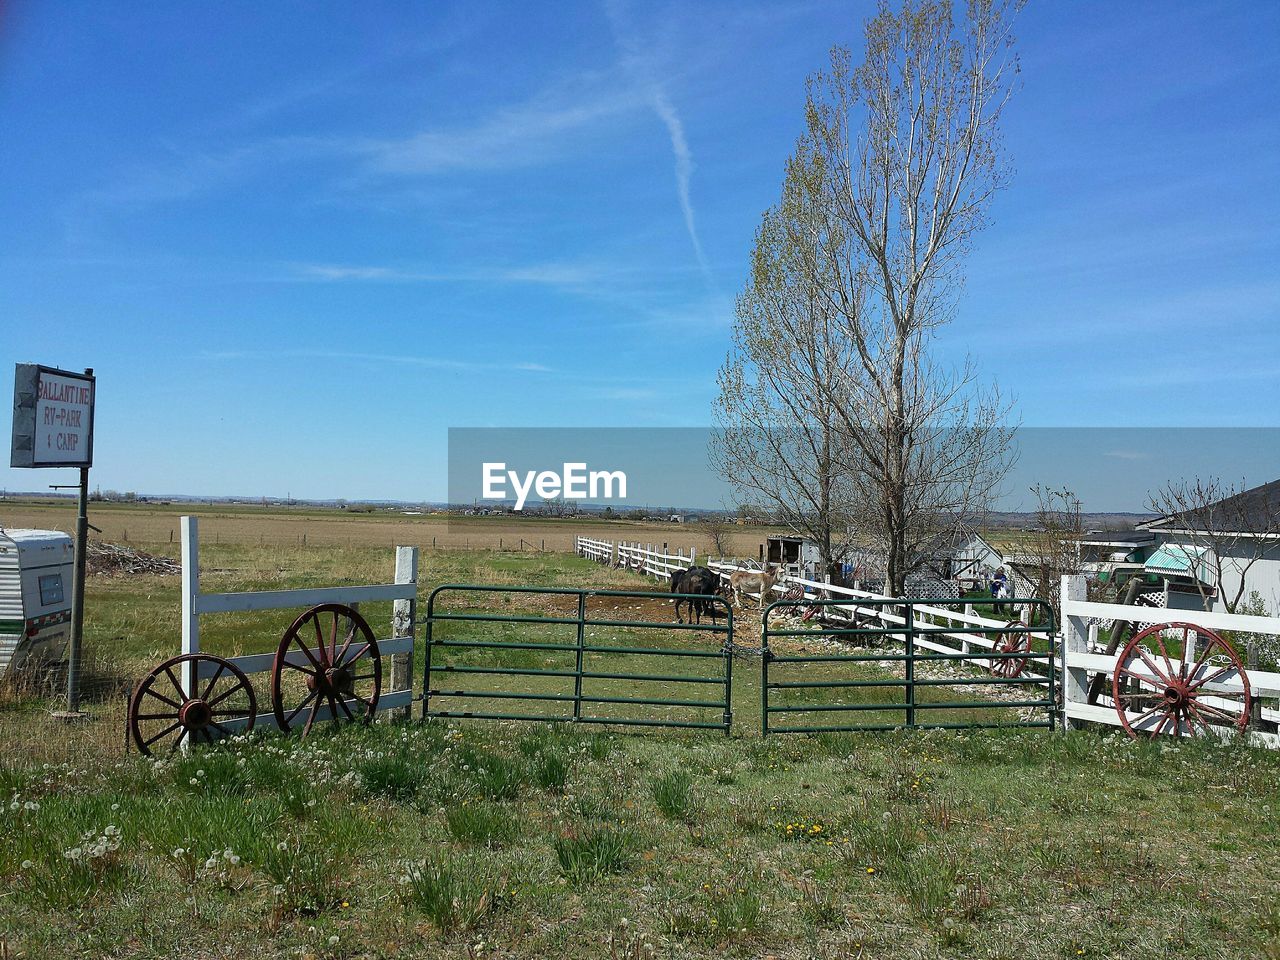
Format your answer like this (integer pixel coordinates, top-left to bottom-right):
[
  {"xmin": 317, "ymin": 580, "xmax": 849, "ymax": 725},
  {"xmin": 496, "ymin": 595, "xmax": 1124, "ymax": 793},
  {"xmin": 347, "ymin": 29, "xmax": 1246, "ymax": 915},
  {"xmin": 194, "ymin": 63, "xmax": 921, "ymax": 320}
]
[
  {"xmin": 127, "ymin": 653, "xmax": 256, "ymax": 756},
  {"xmin": 1112, "ymin": 622, "xmax": 1252, "ymax": 739},
  {"xmin": 988, "ymin": 621, "xmax": 1031, "ymax": 679},
  {"xmin": 271, "ymin": 603, "xmax": 381, "ymax": 737}
]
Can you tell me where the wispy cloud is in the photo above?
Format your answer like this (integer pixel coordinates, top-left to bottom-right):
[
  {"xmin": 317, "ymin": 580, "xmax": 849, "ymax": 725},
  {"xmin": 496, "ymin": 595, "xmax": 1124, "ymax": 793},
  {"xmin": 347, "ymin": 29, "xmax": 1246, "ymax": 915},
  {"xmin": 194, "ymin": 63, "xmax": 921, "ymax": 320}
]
[
  {"xmin": 201, "ymin": 349, "xmax": 553, "ymax": 375},
  {"xmin": 288, "ymin": 260, "xmax": 621, "ymax": 288},
  {"xmin": 364, "ymin": 75, "xmax": 644, "ymax": 176},
  {"xmin": 605, "ymin": 0, "xmax": 713, "ymax": 284}
]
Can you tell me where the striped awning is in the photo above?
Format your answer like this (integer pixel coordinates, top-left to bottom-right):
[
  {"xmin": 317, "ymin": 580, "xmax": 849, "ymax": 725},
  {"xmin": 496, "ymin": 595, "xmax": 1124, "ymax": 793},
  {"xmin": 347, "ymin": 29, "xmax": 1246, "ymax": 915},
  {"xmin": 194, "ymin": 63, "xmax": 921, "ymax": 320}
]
[{"xmin": 1144, "ymin": 543, "xmax": 1209, "ymax": 581}]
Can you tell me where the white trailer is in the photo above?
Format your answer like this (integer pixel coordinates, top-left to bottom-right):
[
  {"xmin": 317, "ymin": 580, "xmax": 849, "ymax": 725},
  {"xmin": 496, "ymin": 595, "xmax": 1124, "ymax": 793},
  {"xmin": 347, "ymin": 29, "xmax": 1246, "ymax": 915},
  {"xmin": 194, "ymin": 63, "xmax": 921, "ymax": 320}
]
[{"xmin": 0, "ymin": 529, "xmax": 74, "ymax": 676}]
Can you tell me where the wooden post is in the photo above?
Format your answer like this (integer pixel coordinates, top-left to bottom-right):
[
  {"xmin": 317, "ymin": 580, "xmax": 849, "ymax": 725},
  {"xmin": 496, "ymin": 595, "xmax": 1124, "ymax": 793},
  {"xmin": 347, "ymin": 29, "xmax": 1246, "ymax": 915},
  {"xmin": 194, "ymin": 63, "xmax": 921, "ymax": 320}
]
[
  {"xmin": 392, "ymin": 545, "xmax": 418, "ymax": 721},
  {"xmin": 1248, "ymin": 642, "xmax": 1262, "ymax": 729},
  {"xmin": 1060, "ymin": 575, "xmax": 1088, "ymax": 730}
]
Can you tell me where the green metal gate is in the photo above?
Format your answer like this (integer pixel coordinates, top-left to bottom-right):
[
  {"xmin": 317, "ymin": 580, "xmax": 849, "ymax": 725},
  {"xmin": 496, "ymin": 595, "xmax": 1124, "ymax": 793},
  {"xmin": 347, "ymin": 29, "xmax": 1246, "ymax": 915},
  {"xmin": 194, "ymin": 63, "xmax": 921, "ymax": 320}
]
[
  {"xmin": 423, "ymin": 584, "xmax": 734, "ymax": 733},
  {"xmin": 761, "ymin": 597, "xmax": 1057, "ymax": 735}
]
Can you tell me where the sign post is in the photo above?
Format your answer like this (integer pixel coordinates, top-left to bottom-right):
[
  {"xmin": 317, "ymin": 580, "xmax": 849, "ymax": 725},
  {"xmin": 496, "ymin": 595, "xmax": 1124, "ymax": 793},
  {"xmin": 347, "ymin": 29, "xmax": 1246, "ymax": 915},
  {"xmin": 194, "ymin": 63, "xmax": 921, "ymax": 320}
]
[{"xmin": 11, "ymin": 363, "xmax": 96, "ymax": 715}]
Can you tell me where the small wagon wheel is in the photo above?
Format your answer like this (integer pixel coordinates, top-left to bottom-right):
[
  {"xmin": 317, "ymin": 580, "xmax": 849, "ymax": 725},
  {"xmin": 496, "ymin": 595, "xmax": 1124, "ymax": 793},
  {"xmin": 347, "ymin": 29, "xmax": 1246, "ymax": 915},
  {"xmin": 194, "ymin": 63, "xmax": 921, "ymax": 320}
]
[
  {"xmin": 988, "ymin": 620, "xmax": 1031, "ymax": 679},
  {"xmin": 1112, "ymin": 621, "xmax": 1251, "ymax": 739},
  {"xmin": 127, "ymin": 653, "xmax": 256, "ymax": 756},
  {"xmin": 271, "ymin": 603, "xmax": 381, "ymax": 736}
]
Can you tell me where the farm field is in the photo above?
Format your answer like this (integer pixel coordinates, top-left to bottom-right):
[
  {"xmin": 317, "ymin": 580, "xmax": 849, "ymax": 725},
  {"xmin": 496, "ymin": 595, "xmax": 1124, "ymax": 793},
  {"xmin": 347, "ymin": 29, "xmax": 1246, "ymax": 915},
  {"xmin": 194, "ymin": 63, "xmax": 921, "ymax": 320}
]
[
  {"xmin": 0, "ymin": 503, "xmax": 1276, "ymax": 959},
  {"xmin": 0, "ymin": 498, "xmax": 772, "ymax": 556}
]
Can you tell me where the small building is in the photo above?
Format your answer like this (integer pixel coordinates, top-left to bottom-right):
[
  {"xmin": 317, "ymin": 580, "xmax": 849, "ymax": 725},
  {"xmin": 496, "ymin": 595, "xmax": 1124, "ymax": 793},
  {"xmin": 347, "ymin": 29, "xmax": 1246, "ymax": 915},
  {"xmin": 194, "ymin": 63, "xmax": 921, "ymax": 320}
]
[
  {"xmin": 918, "ymin": 531, "xmax": 1006, "ymax": 592},
  {"xmin": 1138, "ymin": 478, "xmax": 1280, "ymax": 616},
  {"xmin": 1074, "ymin": 530, "xmax": 1156, "ymax": 576},
  {"xmin": 0, "ymin": 529, "xmax": 75, "ymax": 677}
]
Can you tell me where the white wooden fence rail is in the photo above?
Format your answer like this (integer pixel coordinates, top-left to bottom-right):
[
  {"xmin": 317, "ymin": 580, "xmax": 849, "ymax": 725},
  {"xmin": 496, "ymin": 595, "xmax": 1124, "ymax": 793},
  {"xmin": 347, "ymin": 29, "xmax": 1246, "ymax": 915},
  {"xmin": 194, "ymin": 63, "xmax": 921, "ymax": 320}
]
[
  {"xmin": 574, "ymin": 536, "xmax": 1047, "ymax": 677},
  {"xmin": 180, "ymin": 516, "xmax": 418, "ymax": 738},
  {"xmin": 1060, "ymin": 574, "xmax": 1280, "ymax": 748}
]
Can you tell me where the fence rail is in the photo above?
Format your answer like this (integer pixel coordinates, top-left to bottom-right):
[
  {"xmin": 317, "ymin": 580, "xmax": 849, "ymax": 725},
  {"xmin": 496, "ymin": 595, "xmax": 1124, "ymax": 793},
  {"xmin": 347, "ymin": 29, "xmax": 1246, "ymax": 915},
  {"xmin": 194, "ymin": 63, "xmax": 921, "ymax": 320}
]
[
  {"xmin": 179, "ymin": 516, "xmax": 418, "ymax": 736},
  {"xmin": 1060, "ymin": 575, "xmax": 1280, "ymax": 747},
  {"xmin": 423, "ymin": 583, "xmax": 734, "ymax": 734},
  {"xmin": 761, "ymin": 597, "xmax": 1057, "ymax": 735}
]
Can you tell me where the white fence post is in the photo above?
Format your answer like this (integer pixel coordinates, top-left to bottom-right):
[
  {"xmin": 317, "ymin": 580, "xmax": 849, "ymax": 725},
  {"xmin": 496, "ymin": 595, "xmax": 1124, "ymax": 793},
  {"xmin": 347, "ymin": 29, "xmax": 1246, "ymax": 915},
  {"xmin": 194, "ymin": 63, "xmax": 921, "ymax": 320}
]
[
  {"xmin": 392, "ymin": 545, "xmax": 418, "ymax": 720},
  {"xmin": 1061, "ymin": 574, "xmax": 1088, "ymax": 730},
  {"xmin": 180, "ymin": 516, "xmax": 201, "ymax": 700}
]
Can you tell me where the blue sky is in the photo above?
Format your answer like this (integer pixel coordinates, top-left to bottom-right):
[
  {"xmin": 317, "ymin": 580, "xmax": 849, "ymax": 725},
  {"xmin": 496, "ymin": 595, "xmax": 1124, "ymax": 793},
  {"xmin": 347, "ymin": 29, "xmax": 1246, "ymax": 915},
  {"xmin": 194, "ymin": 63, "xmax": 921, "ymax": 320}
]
[{"xmin": 2, "ymin": 2, "xmax": 1278, "ymax": 509}]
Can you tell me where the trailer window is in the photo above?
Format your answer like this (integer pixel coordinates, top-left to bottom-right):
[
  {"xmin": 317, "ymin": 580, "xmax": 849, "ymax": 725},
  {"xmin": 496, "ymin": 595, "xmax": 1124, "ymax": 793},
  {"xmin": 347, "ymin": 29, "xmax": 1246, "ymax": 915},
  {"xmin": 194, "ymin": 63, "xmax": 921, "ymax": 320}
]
[{"xmin": 38, "ymin": 573, "xmax": 64, "ymax": 606}]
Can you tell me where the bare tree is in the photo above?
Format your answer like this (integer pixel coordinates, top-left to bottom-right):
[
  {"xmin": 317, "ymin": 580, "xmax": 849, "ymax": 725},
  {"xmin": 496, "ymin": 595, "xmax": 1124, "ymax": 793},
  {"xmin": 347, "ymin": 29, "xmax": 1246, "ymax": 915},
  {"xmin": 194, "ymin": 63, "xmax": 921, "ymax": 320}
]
[
  {"xmin": 702, "ymin": 515, "xmax": 735, "ymax": 560},
  {"xmin": 801, "ymin": 0, "xmax": 1022, "ymax": 593},
  {"xmin": 712, "ymin": 160, "xmax": 860, "ymax": 583},
  {"xmin": 1146, "ymin": 477, "xmax": 1280, "ymax": 615},
  {"xmin": 1023, "ymin": 485, "xmax": 1083, "ymax": 622}
]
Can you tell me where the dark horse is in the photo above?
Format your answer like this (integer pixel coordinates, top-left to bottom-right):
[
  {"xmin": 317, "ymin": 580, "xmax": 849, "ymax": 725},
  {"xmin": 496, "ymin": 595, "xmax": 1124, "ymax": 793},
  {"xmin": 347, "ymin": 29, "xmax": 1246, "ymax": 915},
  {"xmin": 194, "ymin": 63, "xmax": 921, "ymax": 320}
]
[{"xmin": 670, "ymin": 566, "xmax": 723, "ymax": 624}]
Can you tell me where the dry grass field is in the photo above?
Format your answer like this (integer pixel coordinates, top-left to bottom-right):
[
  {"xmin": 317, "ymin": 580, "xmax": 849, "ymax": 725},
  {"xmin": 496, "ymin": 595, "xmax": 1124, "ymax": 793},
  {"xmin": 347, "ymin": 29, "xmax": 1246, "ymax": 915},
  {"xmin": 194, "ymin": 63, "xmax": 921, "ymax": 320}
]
[{"xmin": 0, "ymin": 498, "xmax": 769, "ymax": 556}]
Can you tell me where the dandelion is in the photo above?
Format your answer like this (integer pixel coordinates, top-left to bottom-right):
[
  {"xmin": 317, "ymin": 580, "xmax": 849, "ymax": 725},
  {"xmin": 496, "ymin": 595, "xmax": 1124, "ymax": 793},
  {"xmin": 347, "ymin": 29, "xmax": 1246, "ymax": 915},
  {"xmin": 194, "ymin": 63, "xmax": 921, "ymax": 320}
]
[{"xmin": 866, "ymin": 867, "xmax": 876, "ymax": 875}]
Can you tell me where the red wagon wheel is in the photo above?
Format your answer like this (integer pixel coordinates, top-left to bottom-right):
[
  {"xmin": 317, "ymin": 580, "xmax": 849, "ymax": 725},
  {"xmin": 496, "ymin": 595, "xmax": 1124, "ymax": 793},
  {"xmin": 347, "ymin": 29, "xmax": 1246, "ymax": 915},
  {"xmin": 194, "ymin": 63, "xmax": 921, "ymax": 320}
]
[
  {"xmin": 271, "ymin": 603, "xmax": 381, "ymax": 737},
  {"xmin": 989, "ymin": 621, "xmax": 1031, "ymax": 679},
  {"xmin": 127, "ymin": 653, "xmax": 256, "ymax": 756},
  {"xmin": 1112, "ymin": 622, "xmax": 1252, "ymax": 739}
]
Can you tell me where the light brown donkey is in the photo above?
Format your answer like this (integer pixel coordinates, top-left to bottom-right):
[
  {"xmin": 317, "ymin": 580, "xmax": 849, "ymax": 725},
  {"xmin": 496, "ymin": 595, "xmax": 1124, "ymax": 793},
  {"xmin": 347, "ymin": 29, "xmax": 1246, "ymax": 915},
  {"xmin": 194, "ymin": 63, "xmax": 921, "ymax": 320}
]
[{"xmin": 728, "ymin": 564, "xmax": 781, "ymax": 607}]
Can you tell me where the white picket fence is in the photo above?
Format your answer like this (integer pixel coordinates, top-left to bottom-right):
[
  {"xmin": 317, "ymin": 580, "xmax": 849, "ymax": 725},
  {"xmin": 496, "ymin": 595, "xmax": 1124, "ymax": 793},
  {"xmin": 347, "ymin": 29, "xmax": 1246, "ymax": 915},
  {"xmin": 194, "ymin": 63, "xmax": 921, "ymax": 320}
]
[
  {"xmin": 179, "ymin": 516, "xmax": 418, "ymax": 736},
  {"xmin": 575, "ymin": 536, "xmax": 1048, "ymax": 677},
  {"xmin": 1059, "ymin": 575, "xmax": 1280, "ymax": 747}
]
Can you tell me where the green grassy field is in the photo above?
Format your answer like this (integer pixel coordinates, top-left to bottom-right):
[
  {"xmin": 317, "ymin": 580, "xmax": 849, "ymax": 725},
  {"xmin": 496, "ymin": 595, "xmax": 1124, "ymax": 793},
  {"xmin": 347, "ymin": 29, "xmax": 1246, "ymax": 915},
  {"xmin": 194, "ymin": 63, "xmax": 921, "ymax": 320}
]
[{"xmin": 0, "ymin": 505, "xmax": 1277, "ymax": 958}]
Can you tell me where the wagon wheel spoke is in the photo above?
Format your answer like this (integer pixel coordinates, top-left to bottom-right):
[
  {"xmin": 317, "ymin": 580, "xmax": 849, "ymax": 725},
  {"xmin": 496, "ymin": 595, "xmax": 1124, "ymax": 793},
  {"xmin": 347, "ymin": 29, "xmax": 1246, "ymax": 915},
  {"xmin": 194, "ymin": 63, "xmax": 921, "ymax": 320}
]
[
  {"xmin": 198, "ymin": 662, "xmax": 225, "ymax": 702},
  {"xmin": 143, "ymin": 721, "xmax": 182, "ymax": 748},
  {"xmin": 1132, "ymin": 646, "xmax": 1174, "ymax": 687},
  {"xmin": 344, "ymin": 643, "xmax": 372, "ymax": 666},
  {"xmin": 1188, "ymin": 664, "xmax": 1233, "ymax": 692},
  {"xmin": 1148, "ymin": 712, "xmax": 1176, "ymax": 740},
  {"xmin": 207, "ymin": 683, "xmax": 243, "ymax": 709},
  {"xmin": 163, "ymin": 664, "xmax": 187, "ymax": 699},
  {"xmin": 1126, "ymin": 699, "xmax": 1167, "ymax": 730},
  {"xmin": 283, "ymin": 689, "xmax": 320, "ymax": 728},
  {"xmin": 1117, "ymin": 666, "xmax": 1165, "ymax": 689},
  {"xmin": 1186, "ymin": 632, "xmax": 1218, "ymax": 680},
  {"xmin": 334, "ymin": 695, "xmax": 356, "ymax": 722},
  {"xmin": 310, "ymin": 616, "xmax": 329, "ymax": 668},
  {"xmin": 281, "ymin": 634, "xmax": 322, "ymax": 675},
  {"xmin": 303, "ymin": 695, "xmax": 323, "ymax": 738},
  {"xmin": 143, "ymin": 686, "xmax": 182, "ymax": 710},
  {"xmin": 334, "ymin": 618, "xmax": 358, "ymax": 667},
  {"xmin": 1188, "ymin": 699, "xmax": 1240, "ymax": 727}
]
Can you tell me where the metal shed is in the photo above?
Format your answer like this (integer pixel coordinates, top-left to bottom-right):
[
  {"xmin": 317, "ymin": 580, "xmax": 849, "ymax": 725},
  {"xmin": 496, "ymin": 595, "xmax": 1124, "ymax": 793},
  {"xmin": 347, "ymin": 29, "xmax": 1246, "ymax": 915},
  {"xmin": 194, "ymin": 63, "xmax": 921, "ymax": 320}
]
[{"xmin": 0, "ymin": 528, "xmax": 74, "ymax": 677}]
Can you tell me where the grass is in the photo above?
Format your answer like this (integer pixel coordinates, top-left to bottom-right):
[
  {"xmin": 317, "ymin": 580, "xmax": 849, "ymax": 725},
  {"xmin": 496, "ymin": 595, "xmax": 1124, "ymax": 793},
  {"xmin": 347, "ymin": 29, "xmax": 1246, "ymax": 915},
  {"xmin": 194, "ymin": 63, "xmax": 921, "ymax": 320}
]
[
  {"xmin": 0, "ymin": 714, "xmax": 1277, "ymax": 957},
  {"xmin": 1, "ymin": 504, "xmax": 1278, "ymax": 957}
]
